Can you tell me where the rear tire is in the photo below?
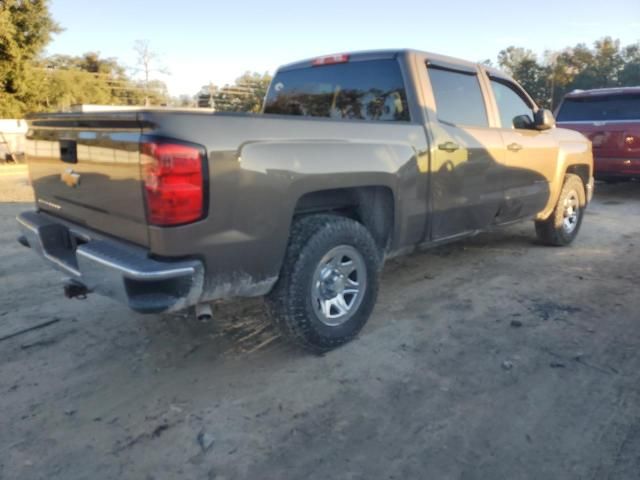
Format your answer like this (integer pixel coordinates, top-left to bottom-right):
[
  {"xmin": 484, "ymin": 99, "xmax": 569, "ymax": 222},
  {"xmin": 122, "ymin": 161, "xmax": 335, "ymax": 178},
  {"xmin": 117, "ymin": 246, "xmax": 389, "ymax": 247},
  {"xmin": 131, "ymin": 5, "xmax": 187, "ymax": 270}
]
[
  {"xmin": 266, "ymin": 215, "xmax": 381, "ymax": 353},
  {"xmin": 535, "ymin": 173, "xmax": 586, "ymax": 246}
]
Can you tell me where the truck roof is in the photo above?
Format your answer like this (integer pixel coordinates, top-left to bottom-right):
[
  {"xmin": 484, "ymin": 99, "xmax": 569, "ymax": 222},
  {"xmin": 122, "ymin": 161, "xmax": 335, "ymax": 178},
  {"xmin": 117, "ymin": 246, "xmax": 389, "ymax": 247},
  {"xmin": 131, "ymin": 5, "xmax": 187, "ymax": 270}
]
[
  {"xmin": 278, "ymin": 48, "xmax": 498, "ymax": 75},
  {"xmin": 564, "ymin": 86, "xmax": 640, "ymax": 98}
]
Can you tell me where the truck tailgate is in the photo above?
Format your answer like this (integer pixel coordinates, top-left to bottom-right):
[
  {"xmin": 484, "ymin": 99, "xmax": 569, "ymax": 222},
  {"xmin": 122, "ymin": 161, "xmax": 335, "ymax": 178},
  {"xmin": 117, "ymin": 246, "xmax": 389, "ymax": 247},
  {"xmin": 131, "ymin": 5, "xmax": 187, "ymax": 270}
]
[{"xmin": 26, "ymin": 114, "xmax": 149, "ymax": 246}]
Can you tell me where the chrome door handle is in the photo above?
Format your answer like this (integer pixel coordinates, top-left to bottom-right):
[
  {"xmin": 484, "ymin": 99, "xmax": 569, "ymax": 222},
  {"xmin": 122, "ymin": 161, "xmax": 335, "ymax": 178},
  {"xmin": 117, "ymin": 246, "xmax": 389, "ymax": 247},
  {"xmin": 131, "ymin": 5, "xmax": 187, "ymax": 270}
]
[
  {"xmin": 507, "ymin": 143, "xmax": 523, "ymax": 152},
  {"xmin": 438, "ymin": 141, "xmax": 460, "ymax": 153}
]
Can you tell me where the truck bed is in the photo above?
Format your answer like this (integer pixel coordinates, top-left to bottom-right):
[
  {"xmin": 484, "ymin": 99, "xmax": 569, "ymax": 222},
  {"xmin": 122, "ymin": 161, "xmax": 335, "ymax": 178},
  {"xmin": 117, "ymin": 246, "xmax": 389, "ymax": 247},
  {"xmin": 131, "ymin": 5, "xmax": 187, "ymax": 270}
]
[{"xmin": 25, "ymin": 109, "xmax": 427, "ymax": 303}]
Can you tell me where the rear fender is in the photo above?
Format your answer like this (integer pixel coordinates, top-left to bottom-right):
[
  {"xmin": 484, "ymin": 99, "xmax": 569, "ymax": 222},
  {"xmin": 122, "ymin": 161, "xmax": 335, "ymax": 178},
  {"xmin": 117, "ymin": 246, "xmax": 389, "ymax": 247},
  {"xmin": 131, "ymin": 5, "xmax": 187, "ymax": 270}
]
[{"xmin": 237, "ymin": 139, "xmax": 413, "ymax": 275}]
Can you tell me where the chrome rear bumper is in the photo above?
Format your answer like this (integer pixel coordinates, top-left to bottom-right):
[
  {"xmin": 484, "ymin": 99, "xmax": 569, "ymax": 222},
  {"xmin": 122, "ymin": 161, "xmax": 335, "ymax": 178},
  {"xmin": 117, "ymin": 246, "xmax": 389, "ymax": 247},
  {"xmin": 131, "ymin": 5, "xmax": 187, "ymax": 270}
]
[{"xmin": 17, "ymin": 210, "xmax": 204, "ymax": 313}]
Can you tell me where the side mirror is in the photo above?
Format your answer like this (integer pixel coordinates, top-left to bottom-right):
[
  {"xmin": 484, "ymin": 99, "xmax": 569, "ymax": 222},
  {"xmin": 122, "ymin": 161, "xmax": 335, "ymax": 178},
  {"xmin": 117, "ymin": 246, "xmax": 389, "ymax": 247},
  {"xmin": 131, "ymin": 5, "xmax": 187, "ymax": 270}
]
[
  {"xmin": 513, "ymin": 114, "xmax": 534, "ymax": 130},
  {"xmin": 534, "ymin": 109, "xmax": 555, "ymax": 130}
]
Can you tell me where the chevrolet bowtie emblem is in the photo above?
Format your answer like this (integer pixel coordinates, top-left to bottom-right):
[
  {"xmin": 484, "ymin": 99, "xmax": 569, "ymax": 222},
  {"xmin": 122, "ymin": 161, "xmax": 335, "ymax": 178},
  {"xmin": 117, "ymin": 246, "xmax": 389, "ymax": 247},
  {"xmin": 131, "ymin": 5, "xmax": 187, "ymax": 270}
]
[{"xmin": 61, "ymin": 168, "xmax": 80, "ymax": 188}]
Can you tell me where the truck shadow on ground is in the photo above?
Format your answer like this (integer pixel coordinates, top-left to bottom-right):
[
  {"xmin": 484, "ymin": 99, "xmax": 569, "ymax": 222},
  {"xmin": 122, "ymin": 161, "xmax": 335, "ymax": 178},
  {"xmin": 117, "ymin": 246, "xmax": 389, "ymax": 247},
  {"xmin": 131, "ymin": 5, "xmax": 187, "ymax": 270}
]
[
  {"xmin": 593, "ymin": 179, "xmax": 640, "ymax": 201},
  {"xmin": 133, "ymin": 179, "xmax": 637, "ymax": 368},
  {"xmin": 2, "ymin": 172, "xmax": 618, "ymax": 377},
  {"xmin": 4, "ymin": 179, "xmax": 632, "ymax": 377},
  {"xmin": 136, "ymin": 222, "xmax": 545, "ymax": 366}
]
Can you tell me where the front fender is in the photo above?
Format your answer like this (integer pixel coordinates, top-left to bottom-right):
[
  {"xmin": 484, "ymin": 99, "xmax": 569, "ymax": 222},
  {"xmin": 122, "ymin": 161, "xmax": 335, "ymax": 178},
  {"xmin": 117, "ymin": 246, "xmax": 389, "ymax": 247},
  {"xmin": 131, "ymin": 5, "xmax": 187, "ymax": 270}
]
[{"xmin": 537, "ymin": 129, "xmax": 593, "ymax": 220}]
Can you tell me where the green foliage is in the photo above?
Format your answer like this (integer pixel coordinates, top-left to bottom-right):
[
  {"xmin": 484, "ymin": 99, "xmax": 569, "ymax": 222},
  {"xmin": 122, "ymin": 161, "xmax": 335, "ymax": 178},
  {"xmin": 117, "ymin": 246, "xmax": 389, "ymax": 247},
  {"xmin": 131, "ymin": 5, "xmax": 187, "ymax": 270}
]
[
  {"xmin": 171, "ymin": 94, "xmax": 195, "ymax": 108},
  {"xmin": 32, "ymin": 52, "xmax": 169, "ymax": 111},
  {"xmin": 619, "ymin": 44, "xmax": 640, "ymax": 86},
  {"xmin": 0, "ymin": 0, "xmax": 61, "ymax": 116},
  {"xmin": 511, "ymin": 58, "xmax": 548, "ymax": 107},
  {"xmin": 41, "ymin": 53, "xmax": 128, "ymax": 109},
  {"xmin": 497, "ymin": 37, "xmax": 640, "ymax": 109},
  {"xmin": 497, "ymin": 47, "xmax": 537, "ymax": 73},
  {"xmin": 203, "ymin": 72, "xmax": 272, "ymax": 113},
  {"xmin": 0, "ymin": 2, "xmax": 169, "ymax": 116}
]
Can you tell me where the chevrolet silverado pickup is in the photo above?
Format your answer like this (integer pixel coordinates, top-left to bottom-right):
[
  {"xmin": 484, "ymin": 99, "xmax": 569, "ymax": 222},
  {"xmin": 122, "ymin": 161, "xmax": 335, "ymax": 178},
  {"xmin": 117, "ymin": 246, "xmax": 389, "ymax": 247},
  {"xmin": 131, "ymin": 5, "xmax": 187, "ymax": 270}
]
[{"xmin": 17, "ymin": 50, "xmax": 594, "ymax": 352}]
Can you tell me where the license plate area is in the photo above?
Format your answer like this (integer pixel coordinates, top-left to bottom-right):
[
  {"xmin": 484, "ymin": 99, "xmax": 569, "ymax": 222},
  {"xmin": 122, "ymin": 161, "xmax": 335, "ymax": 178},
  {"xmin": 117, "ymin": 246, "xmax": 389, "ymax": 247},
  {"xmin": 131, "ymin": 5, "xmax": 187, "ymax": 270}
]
[
  {"xmin": 39, "ymin": 223, "xmax": 81, "ymax": 272},
  {"xmin": 59, "ymin": 139, "xmax": 78, "ymax": 164}
]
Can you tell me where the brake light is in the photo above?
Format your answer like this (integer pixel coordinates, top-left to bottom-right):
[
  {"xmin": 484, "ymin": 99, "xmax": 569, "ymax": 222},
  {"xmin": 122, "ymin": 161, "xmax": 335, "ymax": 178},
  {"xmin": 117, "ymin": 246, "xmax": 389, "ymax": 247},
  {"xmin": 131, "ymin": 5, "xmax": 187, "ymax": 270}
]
[
  {"xmin": 312, "ymin": 54, "xmax": 350, "ymax": 67},
  {"xmin": 141, "ymin": 141, "xmax": 205, "ymax": 226}
]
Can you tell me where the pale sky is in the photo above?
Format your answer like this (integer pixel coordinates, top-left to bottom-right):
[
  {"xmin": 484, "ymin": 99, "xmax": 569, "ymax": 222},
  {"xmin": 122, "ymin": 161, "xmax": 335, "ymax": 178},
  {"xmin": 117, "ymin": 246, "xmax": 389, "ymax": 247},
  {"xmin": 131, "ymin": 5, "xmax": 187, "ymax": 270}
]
[{"xmin": 47, "ymin": 0, "xmax": 640, "ymax": 96}]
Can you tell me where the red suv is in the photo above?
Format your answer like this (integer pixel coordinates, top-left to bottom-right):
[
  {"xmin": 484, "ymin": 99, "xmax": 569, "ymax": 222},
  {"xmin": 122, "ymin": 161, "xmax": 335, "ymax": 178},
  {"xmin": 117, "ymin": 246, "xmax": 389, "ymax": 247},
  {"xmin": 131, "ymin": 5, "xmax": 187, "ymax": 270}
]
[{"xmin": 556, "ymin": 87, "xmax": 640, "ymax": 182}]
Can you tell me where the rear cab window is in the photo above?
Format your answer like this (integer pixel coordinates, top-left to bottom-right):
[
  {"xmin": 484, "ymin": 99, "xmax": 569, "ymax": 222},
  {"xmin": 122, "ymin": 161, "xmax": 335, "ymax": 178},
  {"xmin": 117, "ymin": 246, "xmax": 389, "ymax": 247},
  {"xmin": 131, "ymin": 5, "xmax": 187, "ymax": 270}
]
[
  {"xmin": 557, "ymin": 94, "xmax": 640, "ymax": 122},
  {"xmin": 263, "ymin": 59, "xmax": 410, "ymax": 122}
]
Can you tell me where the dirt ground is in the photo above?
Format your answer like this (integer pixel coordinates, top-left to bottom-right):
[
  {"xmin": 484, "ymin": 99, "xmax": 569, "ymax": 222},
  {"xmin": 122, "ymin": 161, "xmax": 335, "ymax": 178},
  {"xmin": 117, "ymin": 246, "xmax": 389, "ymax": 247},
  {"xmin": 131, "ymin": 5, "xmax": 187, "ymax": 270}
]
[{"xmin": 1, "ymin": 167, "xmax": 639, "ymax": 480}]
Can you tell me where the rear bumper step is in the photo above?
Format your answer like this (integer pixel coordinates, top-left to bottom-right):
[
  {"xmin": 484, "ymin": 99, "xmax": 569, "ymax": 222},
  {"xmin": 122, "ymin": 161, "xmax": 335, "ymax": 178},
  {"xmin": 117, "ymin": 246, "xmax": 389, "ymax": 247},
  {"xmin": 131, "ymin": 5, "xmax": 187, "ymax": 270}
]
[{"xmin": 17, "ymin": 211, "xmax": 204, "ymax": 313}]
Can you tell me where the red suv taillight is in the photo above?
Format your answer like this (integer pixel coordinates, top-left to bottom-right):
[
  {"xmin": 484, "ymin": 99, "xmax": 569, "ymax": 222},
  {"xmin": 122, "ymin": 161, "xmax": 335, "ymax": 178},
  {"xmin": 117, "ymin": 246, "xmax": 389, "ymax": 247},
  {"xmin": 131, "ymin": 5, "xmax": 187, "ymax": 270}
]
[{"xmin": 141, "ymin": 141, "xmax": 206, "ymax": 226}]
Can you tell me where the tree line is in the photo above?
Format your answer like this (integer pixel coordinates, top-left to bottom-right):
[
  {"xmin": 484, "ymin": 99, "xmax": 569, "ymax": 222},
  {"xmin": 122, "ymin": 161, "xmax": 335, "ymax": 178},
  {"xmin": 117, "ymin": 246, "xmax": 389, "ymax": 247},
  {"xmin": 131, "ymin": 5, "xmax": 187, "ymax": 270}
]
[
  {"xmin": 196, "ymin": 72, "xmax": 272, "ymax": 113},
  {"xmin": 493, "ymin": 37, "xmax": 640, "ymax": 110},
  {"xmin": 0, "ymin": 1, "xmax": 175, "ymax": 116},
  {"xmin": 1, "ymin": 1, "xmax": 638, "ymax": 118}
]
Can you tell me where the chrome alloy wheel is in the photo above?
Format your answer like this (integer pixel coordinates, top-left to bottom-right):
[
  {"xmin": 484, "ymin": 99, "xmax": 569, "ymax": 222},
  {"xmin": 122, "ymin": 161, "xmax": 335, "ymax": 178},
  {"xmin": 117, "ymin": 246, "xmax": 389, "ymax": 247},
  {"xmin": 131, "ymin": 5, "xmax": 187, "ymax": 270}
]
[
  {"xmin": 311, "ymin": 245, "xmax": 367, "ymax": 327},
  {"xmin": 562, "ymin": 190, "xmax": 580, "ymax": 234}
]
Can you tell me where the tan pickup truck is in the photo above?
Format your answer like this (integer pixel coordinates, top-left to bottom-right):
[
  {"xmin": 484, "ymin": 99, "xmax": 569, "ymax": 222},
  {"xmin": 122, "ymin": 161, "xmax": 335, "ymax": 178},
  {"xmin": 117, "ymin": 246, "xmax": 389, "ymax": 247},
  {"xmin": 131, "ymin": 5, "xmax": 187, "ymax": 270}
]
[{"xmin": 17, "ymin": 49, "xmax": 594, "ymax": 352}]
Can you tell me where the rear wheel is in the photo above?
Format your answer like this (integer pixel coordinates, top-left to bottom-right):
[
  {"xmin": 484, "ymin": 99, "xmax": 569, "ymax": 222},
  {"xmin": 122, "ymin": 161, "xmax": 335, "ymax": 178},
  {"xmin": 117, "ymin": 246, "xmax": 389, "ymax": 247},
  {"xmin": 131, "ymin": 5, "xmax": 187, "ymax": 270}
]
[
  {"xmin": 535, "ymin": 173, "xmax": 586, "ymax": 246},
  {"xmin": 266, "ymin": 215, "xmax": 381, "ymax": 353}
]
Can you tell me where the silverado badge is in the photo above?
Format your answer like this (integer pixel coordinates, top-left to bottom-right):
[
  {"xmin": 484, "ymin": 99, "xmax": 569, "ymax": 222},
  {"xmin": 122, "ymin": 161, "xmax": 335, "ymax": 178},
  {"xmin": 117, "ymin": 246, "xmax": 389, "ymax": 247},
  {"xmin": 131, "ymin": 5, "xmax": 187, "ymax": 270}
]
[{"xmin": 61, "ymin": 168, "xmax": 80, "ymax": 188}]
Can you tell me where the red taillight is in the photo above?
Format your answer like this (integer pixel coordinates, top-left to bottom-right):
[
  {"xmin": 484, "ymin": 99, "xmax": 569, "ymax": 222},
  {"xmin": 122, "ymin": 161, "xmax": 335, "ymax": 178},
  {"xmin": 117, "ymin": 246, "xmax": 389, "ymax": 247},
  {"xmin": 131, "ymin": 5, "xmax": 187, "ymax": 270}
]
[
  {"xmin": 312, "ymin": 54, "xmax": 350, "ymax": 67},
  {"xmin": 141, "ymin": 142, "xmax": 205, "ymax": 226}
]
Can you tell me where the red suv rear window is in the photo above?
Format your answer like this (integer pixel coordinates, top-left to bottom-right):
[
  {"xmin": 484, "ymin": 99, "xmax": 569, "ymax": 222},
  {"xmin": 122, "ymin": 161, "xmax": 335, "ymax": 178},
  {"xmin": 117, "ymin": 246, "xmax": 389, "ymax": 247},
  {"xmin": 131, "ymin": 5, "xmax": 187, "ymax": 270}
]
[{"xmin": 557, "ymin": 94, "xmax": 640, "ymax": 122}]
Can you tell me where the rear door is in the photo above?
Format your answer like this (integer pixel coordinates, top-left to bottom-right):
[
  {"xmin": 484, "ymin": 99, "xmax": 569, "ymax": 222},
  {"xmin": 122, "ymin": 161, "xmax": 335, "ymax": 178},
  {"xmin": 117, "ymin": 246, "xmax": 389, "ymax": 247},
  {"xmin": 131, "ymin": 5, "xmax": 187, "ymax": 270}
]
[
  {"xmin": 486, "ymin": 75, "xmax": 558, "ymax": 220},
  {"xmin": 422, "ymin": 61, "xmax": 505, "ymax": 240},
  {"xmin": 26, "ymin": 114, "xmax": 148, "ymax": 246}
]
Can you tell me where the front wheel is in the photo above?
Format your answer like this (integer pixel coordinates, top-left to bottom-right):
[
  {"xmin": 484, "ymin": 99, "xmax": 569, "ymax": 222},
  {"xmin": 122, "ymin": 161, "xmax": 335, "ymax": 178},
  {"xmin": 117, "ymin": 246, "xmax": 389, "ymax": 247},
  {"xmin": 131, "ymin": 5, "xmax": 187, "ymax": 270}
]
[
  {"xmin": 266, "ymin": 215, "xmax": 381, "ymax": 353},
  {"xmin": 535, "ymin": 173, "xmax": 586, "ymax": 246}
]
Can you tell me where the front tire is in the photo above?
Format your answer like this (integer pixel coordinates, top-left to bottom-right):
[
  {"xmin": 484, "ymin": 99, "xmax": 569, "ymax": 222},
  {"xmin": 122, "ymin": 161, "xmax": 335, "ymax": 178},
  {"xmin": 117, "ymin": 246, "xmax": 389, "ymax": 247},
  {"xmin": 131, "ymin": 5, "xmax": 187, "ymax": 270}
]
[
  {"xmin": 266, "ymin": 215, "xmax": 381, "ymax": 353},
  {"xmin": 535, "ymin": 173, "xmax": 586, "ymax": 246}
]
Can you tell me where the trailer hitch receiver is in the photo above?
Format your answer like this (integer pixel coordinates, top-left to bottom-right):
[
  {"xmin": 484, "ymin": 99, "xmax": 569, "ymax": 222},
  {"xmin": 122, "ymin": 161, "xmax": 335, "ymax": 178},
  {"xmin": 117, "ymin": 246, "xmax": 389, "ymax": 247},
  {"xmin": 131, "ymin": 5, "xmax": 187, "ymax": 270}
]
[{"xmin": 64, "ymin": 281, "xmax": 90, "ymax": 300}]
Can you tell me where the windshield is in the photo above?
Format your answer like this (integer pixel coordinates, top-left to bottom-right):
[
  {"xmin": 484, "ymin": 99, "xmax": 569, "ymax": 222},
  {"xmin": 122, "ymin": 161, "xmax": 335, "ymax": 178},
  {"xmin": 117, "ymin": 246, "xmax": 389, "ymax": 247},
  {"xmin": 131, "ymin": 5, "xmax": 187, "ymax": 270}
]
[
  {"xmin": 263, "ymin": 59, "xmax": 410, "ymax": 122},
  {"xmin": 557, "ymin": 94, "xmax": 640, "ymax": 122}
]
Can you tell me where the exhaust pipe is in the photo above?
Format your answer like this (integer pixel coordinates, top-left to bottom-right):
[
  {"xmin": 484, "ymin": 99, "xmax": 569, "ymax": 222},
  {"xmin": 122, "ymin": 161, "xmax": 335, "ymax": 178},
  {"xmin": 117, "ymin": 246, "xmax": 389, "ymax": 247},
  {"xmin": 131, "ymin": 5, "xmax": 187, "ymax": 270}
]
[
  {"xmin": 17, "ymin": 235, "xmax": 30, "ymax": 248},
  {"xmin": 195, "ymin": 303, "xmax": 213, "ymax": 322}
]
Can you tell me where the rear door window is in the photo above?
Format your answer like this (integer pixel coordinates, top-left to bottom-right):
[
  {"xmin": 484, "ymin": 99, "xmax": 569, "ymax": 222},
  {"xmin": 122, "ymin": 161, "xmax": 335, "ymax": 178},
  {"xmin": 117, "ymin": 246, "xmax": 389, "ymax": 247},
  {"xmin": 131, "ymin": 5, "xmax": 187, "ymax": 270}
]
[
  {"xmin": 557, "ymin": 94, "xmax": 640, "ymax": 122},
  {"xmin": 427, "ymin": 66, "xmax": 488, "ymax": 127},
  {"xmin": 264, "ymin": 59, "xmax": 410, "ymax": 122}
]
